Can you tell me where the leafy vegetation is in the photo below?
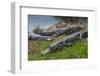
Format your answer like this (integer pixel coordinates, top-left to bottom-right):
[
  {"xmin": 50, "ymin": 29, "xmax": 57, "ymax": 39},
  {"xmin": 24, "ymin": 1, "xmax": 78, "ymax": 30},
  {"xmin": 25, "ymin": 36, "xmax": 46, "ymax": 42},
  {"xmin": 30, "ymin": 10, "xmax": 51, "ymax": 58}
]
[
  {"xmin": 54, "ymin": 16, "xmax": 88, "ymax": 24},
  {"xmin": 33, "ymin": 25, "xmax": 43, "ymax": 33}
]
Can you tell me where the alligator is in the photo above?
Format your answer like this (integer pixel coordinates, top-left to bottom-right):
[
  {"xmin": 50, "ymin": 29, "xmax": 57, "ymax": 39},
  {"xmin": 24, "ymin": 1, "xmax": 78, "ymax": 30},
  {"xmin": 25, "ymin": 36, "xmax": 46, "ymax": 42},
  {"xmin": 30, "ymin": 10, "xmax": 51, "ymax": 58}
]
[{"xmin": 41, "ymin": 30, "xmax": 87, "ymax": 55}]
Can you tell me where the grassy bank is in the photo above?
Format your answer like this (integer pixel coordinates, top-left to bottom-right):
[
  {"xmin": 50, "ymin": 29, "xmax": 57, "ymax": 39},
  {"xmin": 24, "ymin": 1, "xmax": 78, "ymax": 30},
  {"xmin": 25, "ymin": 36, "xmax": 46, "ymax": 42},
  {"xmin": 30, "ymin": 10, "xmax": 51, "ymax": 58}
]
[{"xmin": 28, "ymin": 38, "xmax": 88, "ymax": 60}]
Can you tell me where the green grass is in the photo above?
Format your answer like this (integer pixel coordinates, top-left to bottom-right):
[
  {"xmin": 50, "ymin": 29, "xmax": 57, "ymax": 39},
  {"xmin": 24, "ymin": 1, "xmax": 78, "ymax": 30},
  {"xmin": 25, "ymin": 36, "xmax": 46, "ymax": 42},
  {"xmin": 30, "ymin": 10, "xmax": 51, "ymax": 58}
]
[{"xmin": 28, "ymin": 38, "xmax": 88, "ymax": 61}]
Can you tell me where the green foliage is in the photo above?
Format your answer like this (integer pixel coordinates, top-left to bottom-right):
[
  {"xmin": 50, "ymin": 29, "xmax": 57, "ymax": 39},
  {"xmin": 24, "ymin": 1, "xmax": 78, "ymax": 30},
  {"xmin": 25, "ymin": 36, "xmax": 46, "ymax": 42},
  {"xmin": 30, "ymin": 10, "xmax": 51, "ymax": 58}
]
[
  {"xmin": 33, "ymin": 25, "xmax": 43, "ymax": 33},
  {"xmin": 53, "ymin": 16, "xmax": 88, "ymax": 24}
]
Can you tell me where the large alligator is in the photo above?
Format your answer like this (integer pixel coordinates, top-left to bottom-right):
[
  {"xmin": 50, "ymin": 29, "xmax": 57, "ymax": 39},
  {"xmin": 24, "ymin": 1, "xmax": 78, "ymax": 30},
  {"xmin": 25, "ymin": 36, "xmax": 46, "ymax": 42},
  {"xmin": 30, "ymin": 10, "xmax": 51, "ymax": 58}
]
[
  {"xmin": 41, "ymin": 30, "xmax": 87, "ymax": 55},
  {"xmin": 29, "ymin": 26, "xmax": 86, "ymax": 41},
  {"xmin": 34, "ymin": 26, "xmax": 85, "ymax": 36}
]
